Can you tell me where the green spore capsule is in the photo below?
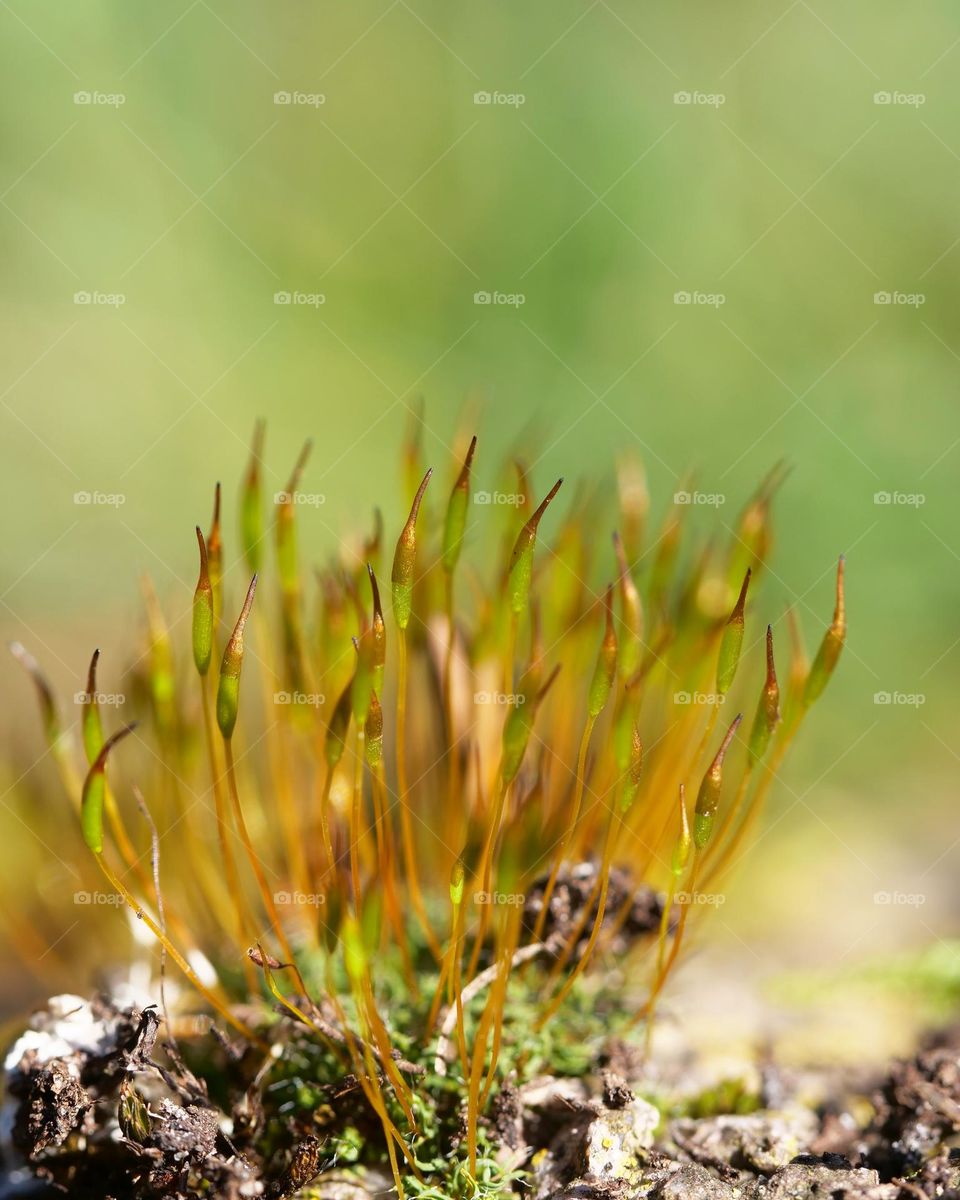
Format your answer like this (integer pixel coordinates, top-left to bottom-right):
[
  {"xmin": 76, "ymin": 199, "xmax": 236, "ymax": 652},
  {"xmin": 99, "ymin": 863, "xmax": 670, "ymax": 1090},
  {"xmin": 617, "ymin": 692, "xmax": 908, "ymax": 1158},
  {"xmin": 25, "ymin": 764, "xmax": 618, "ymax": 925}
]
[
  {"xmin": 206, "ymin": 483, "xmax": 223, "ymax": 626},
  {"xmin": 365, "ymin": 691, "xmax": 384, "ymax": 767},
  {"xmin": 613, "ymin": 531, "xmax": 643, "ymax": 679},
  {"xmin": 81, "ymin": 648, "xmax": 104, "ymax": 766},
  {"xmin": 81, "ymin": 723, "xmax": 138, "ymax": 854},
  {"xmin": 671, "ymin": 784, "xmax": 691, "ymax": 876},
  {"xmin": 442, "ymin": 435, "xmax": 477, "ymax": 573},
  {"xmin": 391, "ymin": 467, "xmax": 432, "ymax": 631},
  {"xmin": 716, "ymin": 568, "xmax": 751, "ymax": 695},
  {"xmin": 450, "ymin": 856, "xmax": 465, "ymax": 906},
  {"xmin": 803, "ymin": 556, "xmax": 846, "ymax": 708},
  {"xmin": 367, "ymin": 564, "xmax": 386, "ymax": 694},
  {"xmin": 216, "ymin": 575, "xmax": 258, "ymax": 740},
  {"xmin": 325, "ymin": 679, "xmax": 353, "ymax": 768},
  {"xmin": 341, "ymin": 913, "xmax": 366, "ymax": 985},
  {"xmin": 506, "ymin": 477, "xmax": 563, "ymax": 614},
  {"xmin": 351, "ymin": 632, "xmax": 375, "ymax": 726},
  {"xmin": 240, "ymin": 419, "xmax": 265, "ymax": 575},
  {"xmin": 587, "ymin": 585, "xmax": 618, "ymax": 718},
  {"xmin": 620, "ymin": 722, "xmax": 643, "ymax": 813},
  {"xmin": 693, "ymin": 712, "xmax": 743, "ymax": 850},
  {"xmin": 9, "ymin": 642, "xmax": 61, "ymax": 750},
  {"xmin": 192, "ymin": 527, "xmax": 214, "ymax": 677},
  {"xmin": 748, "ymin": 625, "xmax": 781, "ymax": 764},
  {"xmin": 276, "ymin": 440, "xmax": 312, "ymax": 596},
  {"xmin": 501, "ymin": 664, "xmax": 561, "ymax": 785}
]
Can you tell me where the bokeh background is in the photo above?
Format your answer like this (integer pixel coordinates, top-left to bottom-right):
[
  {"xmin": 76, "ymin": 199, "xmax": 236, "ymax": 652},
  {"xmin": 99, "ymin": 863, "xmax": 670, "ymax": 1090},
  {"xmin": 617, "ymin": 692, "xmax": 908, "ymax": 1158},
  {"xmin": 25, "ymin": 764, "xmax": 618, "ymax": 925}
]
[{"xmin": 1, "ymin": 1, "xmax": 958, "ymax": 1058}]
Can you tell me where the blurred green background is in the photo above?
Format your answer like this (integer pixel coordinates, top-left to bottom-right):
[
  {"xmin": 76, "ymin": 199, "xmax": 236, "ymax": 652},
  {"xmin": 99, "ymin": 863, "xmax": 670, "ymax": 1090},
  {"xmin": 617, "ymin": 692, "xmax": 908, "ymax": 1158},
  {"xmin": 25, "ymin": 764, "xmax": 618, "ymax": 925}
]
[{"xmin": 1, "ymin": 1, "xmax": 958, "ymax": 1054}]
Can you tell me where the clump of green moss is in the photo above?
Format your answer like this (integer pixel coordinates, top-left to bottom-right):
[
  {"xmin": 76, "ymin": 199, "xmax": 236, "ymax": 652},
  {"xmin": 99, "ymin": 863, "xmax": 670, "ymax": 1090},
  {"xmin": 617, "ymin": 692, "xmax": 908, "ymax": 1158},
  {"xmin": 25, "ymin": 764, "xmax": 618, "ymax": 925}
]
[{"xmin": 9, "ymin": 421, "xmax": 845, "ymax": 1196}]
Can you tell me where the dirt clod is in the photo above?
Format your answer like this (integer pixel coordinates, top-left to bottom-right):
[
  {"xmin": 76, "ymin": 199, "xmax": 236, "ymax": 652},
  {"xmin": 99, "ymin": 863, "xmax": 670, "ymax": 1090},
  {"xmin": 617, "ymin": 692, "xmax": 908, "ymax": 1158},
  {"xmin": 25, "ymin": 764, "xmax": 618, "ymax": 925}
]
[{"xmin": 13, "ymin": 1057, "xmax": 90, "ymax": 1157}]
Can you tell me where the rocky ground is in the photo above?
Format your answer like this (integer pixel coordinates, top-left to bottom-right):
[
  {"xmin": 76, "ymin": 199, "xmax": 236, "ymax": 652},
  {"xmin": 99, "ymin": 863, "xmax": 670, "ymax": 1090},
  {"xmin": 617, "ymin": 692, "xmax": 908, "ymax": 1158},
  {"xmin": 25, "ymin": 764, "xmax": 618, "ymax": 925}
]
[{"xmin": 3, "ymin": 991, "xmax": 960, "ymax": 1199}]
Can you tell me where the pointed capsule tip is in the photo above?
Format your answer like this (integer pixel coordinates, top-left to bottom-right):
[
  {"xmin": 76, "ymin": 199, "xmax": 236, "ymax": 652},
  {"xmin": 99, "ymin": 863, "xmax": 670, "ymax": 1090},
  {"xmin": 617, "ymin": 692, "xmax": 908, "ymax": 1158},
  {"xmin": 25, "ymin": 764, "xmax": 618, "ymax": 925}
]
[
  {"xmin": 86, "ymin": 648, "xmax": 100, "ymax": 695},
  {"xmin": 407, "ymin": 467, "xmax": 433, "ymax": 522},
  {"xmin": 730, "ymin": 567, "xmax": 751, "ymax": 620}
]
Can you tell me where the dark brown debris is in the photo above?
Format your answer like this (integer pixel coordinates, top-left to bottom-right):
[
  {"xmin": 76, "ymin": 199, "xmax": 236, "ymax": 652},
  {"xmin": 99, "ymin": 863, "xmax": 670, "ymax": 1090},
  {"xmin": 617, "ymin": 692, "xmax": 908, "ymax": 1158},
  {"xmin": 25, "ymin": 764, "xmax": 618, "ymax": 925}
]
[
  {"xmin": 523, "ymin": 863, "xmax": 665, "ymax": 951},
  {"xmin": 12, "ymin": 1058, "xmax": 91, "ymax": 1158}
]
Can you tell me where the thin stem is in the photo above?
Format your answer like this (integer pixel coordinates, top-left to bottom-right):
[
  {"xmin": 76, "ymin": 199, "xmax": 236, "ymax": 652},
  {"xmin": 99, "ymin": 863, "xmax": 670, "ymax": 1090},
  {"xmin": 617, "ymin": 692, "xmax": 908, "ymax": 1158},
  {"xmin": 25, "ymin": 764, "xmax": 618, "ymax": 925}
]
[
  {"xmin": 442, "ymin": 569, "xmax": 461, "ymax": 825},
  {"xmin": 350, "ymin": 727, "xmax": 365, "ymax": 914},
  {"xmin": 538, "ymin": 804, "xmax": 619, "ymax": 1026},
  {"xmin": 395, "ymin": 629, "xmax": 442, "ymax": 960},
  {"xmin": 223, "ymin": 737, "xmax": 295, "ymax": 966},
  {"xmin": 466, "ymin": 775, "xmax": 509, "ymax": 980},
  {"xmin": 480, "ymin": 912, "xmax": 520, "ymax": 1106},
  {"xmin": 95, "ymin": 854, "xmax": 265, "ymax": 1048},
  {"xmin": 532, "ymin": 714, "xmax": 596, "ymax": 944},
  {"xmin": 201, "ymin": 674, "xmax": 258, "ymax": 993},
  {"xmin": 372, "ymin": 763, "xmax": 417, "ymax": 993}
]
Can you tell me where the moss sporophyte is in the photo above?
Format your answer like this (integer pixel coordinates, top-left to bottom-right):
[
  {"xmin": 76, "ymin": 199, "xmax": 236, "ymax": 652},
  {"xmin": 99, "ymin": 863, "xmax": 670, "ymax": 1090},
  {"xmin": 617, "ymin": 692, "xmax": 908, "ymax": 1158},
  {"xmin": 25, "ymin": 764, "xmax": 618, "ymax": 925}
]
[{"xmin": 11, "ymin": 424, "xmax": 846, "ymax": 1197}]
